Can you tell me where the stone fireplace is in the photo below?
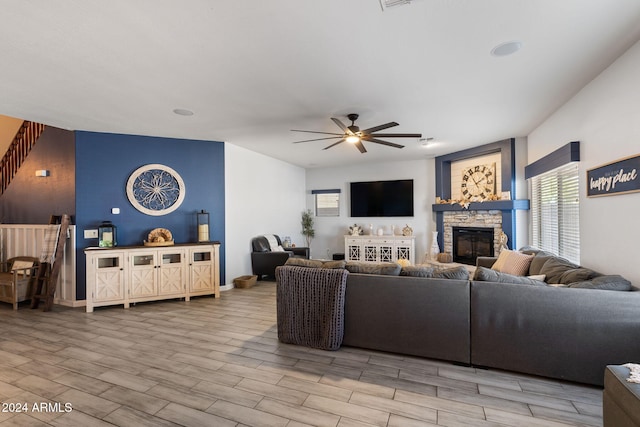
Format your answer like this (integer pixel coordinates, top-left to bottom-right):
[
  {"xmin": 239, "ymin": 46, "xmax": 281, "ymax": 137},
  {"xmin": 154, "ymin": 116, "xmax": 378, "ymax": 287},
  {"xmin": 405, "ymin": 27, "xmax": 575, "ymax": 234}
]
[
  {"xmin": 443, "ymin": 210, "xmax": 502, "ymax": 264},
  {"xmin": 452, "ymin": 226, "xmax": 495, "ymax": 265}
]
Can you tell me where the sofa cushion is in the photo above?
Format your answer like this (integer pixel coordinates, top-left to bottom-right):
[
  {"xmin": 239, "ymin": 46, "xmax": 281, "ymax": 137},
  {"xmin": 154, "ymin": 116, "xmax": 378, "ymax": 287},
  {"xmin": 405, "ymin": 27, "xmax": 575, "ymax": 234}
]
[
  {"xmin": 285, "ymin": 258, "xmax": 324, "ymax": 268},
  {"xmin": 400, "ymin": 265, "xmax": 435, "ymax": 277},
  {"xmin": 431, "ymin": 265, "xmax": 469, "ymax": 280},
  {"xmin": 322, "ymin": 260, "xmax": 347, "ymax": 269},
  {"xmin": 539, "ymin": 257, "xmax": 581, "ymax": 284},
  {"xmin": 285, "ymin": 258, "xmax": 346, "ymax": 269},
  {"xmin": 345, "ymin": 262, "xmax": 401, "ymax": 276},
  {"xmin": 491, "ymin": 249, "xmax": 534, "ymax": 276},
  {"xmin": 559, "ymin": 267, "xmax": 599, "ymax": 284},
  {"xmin": 568, "ymin": 275, "xmax": 633, "ymax": 291},
  {"xmin": 529, "ymin": 255, "xmax": 552, "ymax": 276},
  {"xmin": 474, "ymin": 266, "xmax": 547, "ymax": 286}
]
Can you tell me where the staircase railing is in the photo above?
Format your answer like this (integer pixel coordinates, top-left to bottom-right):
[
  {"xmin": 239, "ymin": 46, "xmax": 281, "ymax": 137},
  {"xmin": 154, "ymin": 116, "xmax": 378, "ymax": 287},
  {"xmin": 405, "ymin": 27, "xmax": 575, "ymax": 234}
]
[{"xmin": 0, "ymin": 121, "xmax": 45, "ymax": 195}]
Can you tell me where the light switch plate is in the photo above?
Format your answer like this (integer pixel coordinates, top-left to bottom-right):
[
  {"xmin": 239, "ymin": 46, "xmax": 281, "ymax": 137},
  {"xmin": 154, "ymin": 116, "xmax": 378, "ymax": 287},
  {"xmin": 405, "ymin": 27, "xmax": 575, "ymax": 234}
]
[{"xmin": 84, "ymin": 229, "xmax": 98, "ymax": 239}]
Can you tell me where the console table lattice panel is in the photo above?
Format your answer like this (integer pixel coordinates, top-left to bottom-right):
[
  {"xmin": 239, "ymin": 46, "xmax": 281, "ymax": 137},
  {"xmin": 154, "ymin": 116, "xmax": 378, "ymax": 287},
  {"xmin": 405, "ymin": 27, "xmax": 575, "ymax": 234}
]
[{"xmin": 345, "ymin": 236, "xmax": 415, "ymax": 264}]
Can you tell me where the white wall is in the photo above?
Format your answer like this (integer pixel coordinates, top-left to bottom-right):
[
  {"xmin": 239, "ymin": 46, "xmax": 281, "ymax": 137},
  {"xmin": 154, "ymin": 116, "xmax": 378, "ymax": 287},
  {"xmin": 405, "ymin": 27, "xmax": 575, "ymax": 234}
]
[
  {"xmin": 224, "ymin": 143, "xmax": 306, "ymax": 285},
  {"xmin": 528, "ymin": 40, "xmax": 640, "ymax": 285},
  {"xmin": 305, "ymin": 159, "xmax": 435, "ymax": 263}
]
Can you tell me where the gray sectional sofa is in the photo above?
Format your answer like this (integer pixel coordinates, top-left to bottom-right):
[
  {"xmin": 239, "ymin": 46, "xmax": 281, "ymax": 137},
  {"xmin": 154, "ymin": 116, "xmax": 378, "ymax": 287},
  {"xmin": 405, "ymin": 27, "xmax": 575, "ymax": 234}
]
[{"xmin": 276, "ymin": 254, "xmax": 640, "ymax": 386}]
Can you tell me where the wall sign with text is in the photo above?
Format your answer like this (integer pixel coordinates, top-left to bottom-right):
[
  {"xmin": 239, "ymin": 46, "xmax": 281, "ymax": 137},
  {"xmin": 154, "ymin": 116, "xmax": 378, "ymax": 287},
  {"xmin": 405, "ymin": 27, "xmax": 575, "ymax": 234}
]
[{"xmin": 587, "ymin": 154, "xmax": 640, "ymax": 197}]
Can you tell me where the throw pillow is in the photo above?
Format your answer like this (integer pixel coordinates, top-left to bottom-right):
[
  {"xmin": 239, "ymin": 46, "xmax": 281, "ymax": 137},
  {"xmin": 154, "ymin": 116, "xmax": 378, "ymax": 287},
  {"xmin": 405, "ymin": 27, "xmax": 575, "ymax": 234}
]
[
  {"xmin": 528, "ymin": 255, "xmax": 552, "ymax": 276},
  {"xmin": 539, "ymin": 257, "xmax": 580, "ymax": 284},
  {"xmin": 491, "ymin": 249, "xmax": 534, "ymax": 276},
  {"xmin": 400, "ymin": 265, "xmax": 435, "ymax": 277},
  {"xmin": 431, "ymin": 266, "xmax": 469, "ymax": 280},
  {"xmin": 345, "ymin": 262, "xmax": 401, "ymax": 276},
  {"xmin": 558, "ymin": 267, "xmax": 599, "ymax": 285},
  {"xmin": 285, "ymin": 258, "xmax": 324, "ymax": 268},
  {"xmin": 474, "ymin": 266, "xmax": 547, "ymax": 286},
  {"xmin": 396, "ymin": 258, "xmax": 411, "ymax": 268},
  {"xmin": 568, "ymin": 275, "xmax": 632, "ymax": 291},
  {"xmin": 322, "ymin": 260, "xmax": 346, "ymax": 269}
]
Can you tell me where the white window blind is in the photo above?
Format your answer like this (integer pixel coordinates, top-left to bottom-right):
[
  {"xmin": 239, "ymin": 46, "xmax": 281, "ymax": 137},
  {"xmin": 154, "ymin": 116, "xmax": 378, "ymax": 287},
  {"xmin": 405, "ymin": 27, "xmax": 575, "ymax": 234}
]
[
  {"xmin": 530, "ymin": 162, "xmax": 580, "ymax": 264},
  {"xmin": 314, "ymin": 192, "xmax": 340, "ymax": 217}
]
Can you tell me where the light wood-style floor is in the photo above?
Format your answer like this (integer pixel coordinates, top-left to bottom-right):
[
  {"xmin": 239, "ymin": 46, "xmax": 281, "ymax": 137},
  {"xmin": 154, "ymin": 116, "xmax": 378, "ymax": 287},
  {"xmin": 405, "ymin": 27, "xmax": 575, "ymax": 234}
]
[{"xmin": 0, "ymin": 281, "xmax": 603, "ymax": 426}]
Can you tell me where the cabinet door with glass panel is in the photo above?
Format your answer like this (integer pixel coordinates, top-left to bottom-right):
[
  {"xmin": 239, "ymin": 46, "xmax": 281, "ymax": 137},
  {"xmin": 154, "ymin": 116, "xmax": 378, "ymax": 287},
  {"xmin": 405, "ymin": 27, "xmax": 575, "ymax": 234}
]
[
  {"xmin": 86, "ymin": 251, "xmax": 126, "ymax": 313},
  {"xmin": 188, "ymin": 247, "xmax": 218, "ymax": 297},
  {"xmin": 158, "ymin": 249, "xmax": 186, "ymax": 296},
  {"xmin": 129, "ymin": 252, "xmax": 158, "ymax": 299}
]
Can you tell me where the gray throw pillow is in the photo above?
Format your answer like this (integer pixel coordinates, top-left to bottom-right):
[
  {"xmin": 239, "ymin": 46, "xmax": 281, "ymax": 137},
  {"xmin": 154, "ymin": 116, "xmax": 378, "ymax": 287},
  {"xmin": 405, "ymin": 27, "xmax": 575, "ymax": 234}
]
[
  {"xmin": 529, "ymin": 255, "xmax": 552, "ymax": 276},
  {"xmin": 568, "ymin": 275, "xmax": 632, "ymax": 291},
  {"xmin": 473, "ymin": 266, "xmax": 547, "ymax": 286},
  {"xmin": 345, "ymin": 262, "xmax": 401, "ymax": 276},
  {"xmin": 558, "ymin": 267, "xmax": 599, "ymax": 284},
  {"xmin": 539, "ymin": 257, "xmax": 580, "ymax": 284},
  {"xmin": 431, "ymin": 266, "xmax": 469, "ymax": 280},
  {"xmin": 400, "ymin": 265, "xmax": 435, "ymax": 277}
]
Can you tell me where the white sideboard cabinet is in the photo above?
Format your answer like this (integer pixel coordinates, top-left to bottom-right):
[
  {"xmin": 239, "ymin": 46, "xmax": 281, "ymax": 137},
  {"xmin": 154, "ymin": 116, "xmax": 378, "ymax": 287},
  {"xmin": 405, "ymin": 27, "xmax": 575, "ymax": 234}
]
[
  {"xmin": 85, "ymin": 243, "xmax": 219, "ymax": 312},
  {"xmin": 345, "ymin": 235, "xmax": 415, "ymax": 264}
]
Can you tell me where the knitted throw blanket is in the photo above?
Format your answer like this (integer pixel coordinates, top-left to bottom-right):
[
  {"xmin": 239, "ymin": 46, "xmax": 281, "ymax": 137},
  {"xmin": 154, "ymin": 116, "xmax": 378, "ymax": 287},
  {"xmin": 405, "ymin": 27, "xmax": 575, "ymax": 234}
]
[
  {"xmin": 276, "ymin": 265, "xmax": 348, "ymax": 351},
  {"xmin": 623, "ymin": 363, "xmax": 640, "ymax": 383}
]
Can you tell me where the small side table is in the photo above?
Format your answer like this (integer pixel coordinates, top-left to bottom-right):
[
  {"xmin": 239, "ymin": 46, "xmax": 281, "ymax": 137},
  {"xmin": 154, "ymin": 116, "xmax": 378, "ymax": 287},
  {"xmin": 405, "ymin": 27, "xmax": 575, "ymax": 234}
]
[
  {"xmin": 603, "ymin": 365, "xmax": 640, "ymax": 426},
  {"xmin": 287, "ymin": 246, "xmax": 309, "ymax": 259}
]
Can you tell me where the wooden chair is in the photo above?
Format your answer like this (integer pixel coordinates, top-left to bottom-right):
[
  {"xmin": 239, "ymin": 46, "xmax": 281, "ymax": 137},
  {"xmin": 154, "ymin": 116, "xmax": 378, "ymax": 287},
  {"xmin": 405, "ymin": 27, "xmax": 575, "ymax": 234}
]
[{"xmin": 0, "ymin": 256, "xmax": 40, "ymax": 310}]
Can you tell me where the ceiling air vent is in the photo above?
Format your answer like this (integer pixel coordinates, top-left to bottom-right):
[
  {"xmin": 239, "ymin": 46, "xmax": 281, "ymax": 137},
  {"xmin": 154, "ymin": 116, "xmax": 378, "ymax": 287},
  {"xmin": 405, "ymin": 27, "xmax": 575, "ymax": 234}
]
[{"xmin": 379, "ymin": 0, "xmax": 411, "ymax": 11}]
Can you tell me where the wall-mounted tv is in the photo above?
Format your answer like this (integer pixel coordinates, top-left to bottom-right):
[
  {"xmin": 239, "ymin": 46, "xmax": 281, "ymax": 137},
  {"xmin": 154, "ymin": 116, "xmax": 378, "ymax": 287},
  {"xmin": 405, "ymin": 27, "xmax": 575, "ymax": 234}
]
[{"xmin": 350, "ymin": 179, "xmax": 414, "ymax": 217}]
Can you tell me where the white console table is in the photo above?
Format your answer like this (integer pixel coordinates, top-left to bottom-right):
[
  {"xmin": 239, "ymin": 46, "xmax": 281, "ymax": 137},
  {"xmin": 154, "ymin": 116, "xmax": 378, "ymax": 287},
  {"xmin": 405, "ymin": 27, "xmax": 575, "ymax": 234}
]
[
  {"xmin": 85, "ymin": 242, "xmax": 219, "ymax": 312},
  {"xmin": 345, "ymin": 235, "xmax": 415, "ymax": 264}
]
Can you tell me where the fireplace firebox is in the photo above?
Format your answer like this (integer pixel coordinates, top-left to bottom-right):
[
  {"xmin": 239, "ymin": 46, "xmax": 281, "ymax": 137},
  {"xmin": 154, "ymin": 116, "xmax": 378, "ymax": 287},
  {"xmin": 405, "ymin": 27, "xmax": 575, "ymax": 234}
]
[{"xmin": 452, "ymin": 227, "xmax": 494, "ymax": 265}]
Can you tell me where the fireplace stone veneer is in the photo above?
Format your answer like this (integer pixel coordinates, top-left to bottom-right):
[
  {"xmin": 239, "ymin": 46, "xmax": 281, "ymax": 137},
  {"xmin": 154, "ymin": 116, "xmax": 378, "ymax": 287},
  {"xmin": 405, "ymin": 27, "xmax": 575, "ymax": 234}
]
[{"xmin": 443, "ymin": 210, "xmax": 502, "ymax": 261}]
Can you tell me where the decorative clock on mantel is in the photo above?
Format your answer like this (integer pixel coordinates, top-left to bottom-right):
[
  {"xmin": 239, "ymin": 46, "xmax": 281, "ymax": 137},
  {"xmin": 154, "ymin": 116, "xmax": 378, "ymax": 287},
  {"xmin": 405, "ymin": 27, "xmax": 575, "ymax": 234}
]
[
  {"xmin": 126, "ymin": 164, "xmax": 186, "ymax": 216},
  {"xmin": 461, "ymin": 163, "xmax": 496, "ymax": 200}
]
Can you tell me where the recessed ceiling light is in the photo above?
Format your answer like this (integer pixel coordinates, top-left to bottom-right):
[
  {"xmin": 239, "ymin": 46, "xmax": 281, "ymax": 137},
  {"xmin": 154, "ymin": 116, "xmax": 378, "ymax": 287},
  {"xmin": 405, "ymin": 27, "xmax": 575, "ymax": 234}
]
[
  {"xmin": 173, "ymin": 108, "xmax": 194, "ymax": 116},
  {"xmin": 491, "ymin": 41, "xmax": 522, "ymax": 57}
]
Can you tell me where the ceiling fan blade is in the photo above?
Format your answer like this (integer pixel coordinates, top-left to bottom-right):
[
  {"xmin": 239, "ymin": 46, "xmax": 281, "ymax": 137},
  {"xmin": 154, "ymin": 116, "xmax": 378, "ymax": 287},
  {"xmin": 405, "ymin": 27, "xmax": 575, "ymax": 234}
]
[
  {"xmin": 291, "ymin": 129, "xmax": 345, "ymax": 136},
  {"xmin": 323, "ymin": 139, "xmax": 345, "ymax": 150},
  {"xmin": 361, "ymin": 122, "xmax": 398, "ymax": 134},
  {"xmin": 331, "ymin": 117, "xmax": 350, "ymax": 134},
  {"xmin": 354, "ymin": 140, "xmax": 367, "ymax": 153},
  {"xmin": 369, "ymin": 133, "xmax": 422, "ymax": 138},
  {"xmin": 363, "ymin": 137, "xmax": 404, "ymax": 149},
  {"xmin": 293, "ymin": 136, "xmax": 343, "ymax": 144}
]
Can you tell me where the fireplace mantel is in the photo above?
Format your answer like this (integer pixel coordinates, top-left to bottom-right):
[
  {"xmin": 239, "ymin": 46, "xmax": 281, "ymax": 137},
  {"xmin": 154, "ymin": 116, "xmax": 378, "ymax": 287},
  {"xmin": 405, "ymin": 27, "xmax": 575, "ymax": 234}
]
[
  {"xmin": 433, "ymin": 139, "xmax": 529, "ymax": 251},
  {"xmin": 432, "ymin": 199, "xmax": 530, "ymax": 212}
]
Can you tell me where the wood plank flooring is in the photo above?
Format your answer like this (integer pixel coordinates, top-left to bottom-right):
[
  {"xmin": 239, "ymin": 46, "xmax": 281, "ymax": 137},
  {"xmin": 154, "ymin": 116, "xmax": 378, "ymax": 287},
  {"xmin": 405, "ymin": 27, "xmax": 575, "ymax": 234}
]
[{"xmin": 0, "ymin": 281, "xmax": 603, "ymax": 426}]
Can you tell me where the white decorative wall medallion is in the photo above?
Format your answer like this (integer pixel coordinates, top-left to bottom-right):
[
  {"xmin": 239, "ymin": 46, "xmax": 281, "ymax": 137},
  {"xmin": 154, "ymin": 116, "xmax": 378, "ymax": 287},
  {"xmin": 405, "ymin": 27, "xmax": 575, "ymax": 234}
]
[{"xmin": 126, "ymin": 164, "xmax": 186, "ymax": 216}]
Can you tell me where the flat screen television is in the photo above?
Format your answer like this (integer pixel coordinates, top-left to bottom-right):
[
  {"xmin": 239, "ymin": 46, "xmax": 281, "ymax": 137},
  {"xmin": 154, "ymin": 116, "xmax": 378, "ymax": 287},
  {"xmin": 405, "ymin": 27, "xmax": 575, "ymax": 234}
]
[{"xmin": 350, "ymin": 179, "xmax": 414, "ymax": 217}]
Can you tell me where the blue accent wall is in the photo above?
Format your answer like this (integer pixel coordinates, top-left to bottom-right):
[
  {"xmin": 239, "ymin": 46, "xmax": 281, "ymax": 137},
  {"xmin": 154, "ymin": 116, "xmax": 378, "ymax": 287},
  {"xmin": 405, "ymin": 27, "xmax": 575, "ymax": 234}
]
[{"xmin": 75, "ymin": 132, "xmax": 225, "ymax": 300}]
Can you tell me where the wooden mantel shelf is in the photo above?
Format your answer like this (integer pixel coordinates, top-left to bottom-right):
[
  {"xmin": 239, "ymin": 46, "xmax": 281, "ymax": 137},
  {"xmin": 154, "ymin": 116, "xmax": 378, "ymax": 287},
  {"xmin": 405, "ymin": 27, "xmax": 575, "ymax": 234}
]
[{"xmin": 432, "ymin": 199, "xmax": 530, "ymax": 212}]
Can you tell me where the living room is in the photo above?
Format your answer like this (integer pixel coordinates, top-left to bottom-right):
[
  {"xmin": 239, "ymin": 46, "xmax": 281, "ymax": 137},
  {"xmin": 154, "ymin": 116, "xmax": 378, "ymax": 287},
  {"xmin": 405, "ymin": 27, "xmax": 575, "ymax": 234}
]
[{"xmin": 1, "ymin": 2, "xmax": 640, "ymax": 426}]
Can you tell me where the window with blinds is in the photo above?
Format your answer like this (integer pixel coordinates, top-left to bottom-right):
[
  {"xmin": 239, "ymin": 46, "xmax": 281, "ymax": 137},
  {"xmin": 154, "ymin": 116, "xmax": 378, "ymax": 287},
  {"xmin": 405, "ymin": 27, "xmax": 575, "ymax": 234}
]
[
  {"xmin": 530, "ymin": 162, "xmax": 580, "ymax": 264},
  {"xmin": 313, "ymin": 190, "xmax": 340, "ymax": 217}
]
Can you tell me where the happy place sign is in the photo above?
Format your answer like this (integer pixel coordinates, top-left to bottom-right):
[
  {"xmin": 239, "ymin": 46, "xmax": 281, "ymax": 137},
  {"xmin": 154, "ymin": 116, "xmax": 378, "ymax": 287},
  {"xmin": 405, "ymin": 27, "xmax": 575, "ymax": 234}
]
[{"xmin": 587, "ymin": 154, "xmax": 640, "ymax": 197}]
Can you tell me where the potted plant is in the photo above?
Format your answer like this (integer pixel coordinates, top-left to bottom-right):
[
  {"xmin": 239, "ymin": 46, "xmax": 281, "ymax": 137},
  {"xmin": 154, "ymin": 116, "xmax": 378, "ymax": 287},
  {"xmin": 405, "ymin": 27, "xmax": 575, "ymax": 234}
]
[{"xmin": 301, "ymin": 209, "xmax": 315, "ymax": 248}]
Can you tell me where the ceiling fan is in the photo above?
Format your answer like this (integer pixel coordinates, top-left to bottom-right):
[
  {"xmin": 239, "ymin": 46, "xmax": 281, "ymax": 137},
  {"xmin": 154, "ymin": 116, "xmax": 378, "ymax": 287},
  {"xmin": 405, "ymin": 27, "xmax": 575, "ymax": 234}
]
[{"xmin": 291, "ymin": 113, "xmax": 422, "ymax": 153}]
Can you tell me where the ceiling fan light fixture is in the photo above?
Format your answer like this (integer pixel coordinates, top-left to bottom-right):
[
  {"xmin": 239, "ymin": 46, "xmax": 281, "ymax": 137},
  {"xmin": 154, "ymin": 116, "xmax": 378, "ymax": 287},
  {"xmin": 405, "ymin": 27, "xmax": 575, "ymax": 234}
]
[{"xmin": 345, "ymin": 135, "xmax": 361, "ymax": 144}]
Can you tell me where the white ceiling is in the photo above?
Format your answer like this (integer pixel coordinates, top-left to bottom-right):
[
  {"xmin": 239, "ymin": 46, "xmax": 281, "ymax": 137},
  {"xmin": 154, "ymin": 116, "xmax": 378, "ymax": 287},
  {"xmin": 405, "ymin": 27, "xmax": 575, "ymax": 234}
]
[{"xmin": 1, "ymin": 0, "xmax": 640, "ymax": 168}]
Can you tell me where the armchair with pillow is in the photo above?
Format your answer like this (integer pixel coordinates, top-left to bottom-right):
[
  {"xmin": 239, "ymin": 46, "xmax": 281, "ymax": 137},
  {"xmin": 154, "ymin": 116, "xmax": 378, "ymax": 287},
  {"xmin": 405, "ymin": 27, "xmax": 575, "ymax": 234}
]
[{"xmin": 251, "ymin": 234, "xmax": 309, "ymax": 279}]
